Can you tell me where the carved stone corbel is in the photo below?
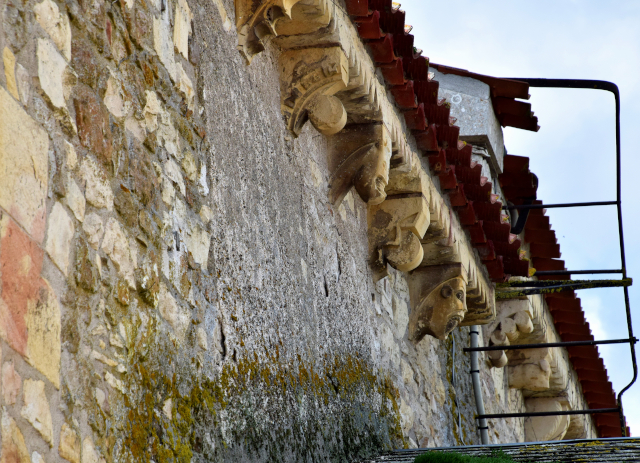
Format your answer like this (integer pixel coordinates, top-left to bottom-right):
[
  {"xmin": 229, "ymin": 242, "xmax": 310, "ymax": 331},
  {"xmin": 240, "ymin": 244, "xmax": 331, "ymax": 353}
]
[
  {"xmin": 368, "ymin": 193, "xmax": 430, "ymax": 273},
  {"xmin": 326, "ymin": 122, "xmax": 391, "ymax": 206},
  {"xmin": 279, "ymin": 47, "xmax": 349, "ymax": 137},
  {"xmin": 235, "ymin": 0, "xmax": 306, "ymax": 63},
  {"xmin": 524, "ymin": 397, "xmax": 571, "ymax": 442},
  {"xmin": 407, "ymin": 263, "xmax": 468, "ymax": 342},
  {"xmin": 507, "ymin": 346, "xmax": 553, "ymax": 391}
]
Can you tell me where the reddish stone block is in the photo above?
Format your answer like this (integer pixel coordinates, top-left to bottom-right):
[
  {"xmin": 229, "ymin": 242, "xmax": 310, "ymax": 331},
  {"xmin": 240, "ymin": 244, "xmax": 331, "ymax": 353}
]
[
  {"xmin": 74, "ymin": 86, "xmax": 113, "ymax": 165},
  {"xmin": 0, "ymin": 216, "xmax": 44, "ymax": 356}
]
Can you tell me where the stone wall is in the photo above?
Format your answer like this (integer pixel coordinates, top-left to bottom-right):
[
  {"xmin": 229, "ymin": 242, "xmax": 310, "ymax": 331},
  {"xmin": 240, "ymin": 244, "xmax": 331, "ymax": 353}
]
[{"xmin": 0, "ymin": 0, "xmax": 533, "ymax": 462}]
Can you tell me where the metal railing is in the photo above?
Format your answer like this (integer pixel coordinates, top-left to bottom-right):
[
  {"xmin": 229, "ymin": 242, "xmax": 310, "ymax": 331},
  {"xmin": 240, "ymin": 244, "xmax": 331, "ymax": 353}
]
[{"xmin": 463, "ymin": 79, "xmax": 637, "ymax": 438}]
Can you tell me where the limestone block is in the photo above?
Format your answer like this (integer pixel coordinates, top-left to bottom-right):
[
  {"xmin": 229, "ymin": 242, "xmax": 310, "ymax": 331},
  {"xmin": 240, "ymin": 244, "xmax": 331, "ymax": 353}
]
[
  {"xmin": 45, "ymin": 202, "xmax": 75, "ymax": 276},
  {"xmin": 176, "ymin": 63, "xmax": 194, "ymax": 109},
  {"xmin": 0, "ymin": 86, "xmax": 49, "ymax": 242},
  {"xmin": 212, "ymin": 0, "xmax": 232, "ymax": 32},
  {"xmin": 399, "ymin": 397, "xmax": 415, "ymax": 434},
  {"xmin": 279, "ymin": 47, "xmax": 348, "ymax": 137},
  {"xmin": 1, "ymin": 410, "xmax": 30, "ymax": 463},
  {"xmin": 369, "ymin": 194, "xmax": 429, "ymax": 273},
  {"xmin": 524, "ymin": 397, "xmax": 570, "ymax": 442},
  {"xmin": 235, "ymin": 0, "xmax": 305, "ymax": 63},
  {"xmin": 2, "ymin": 361, "xmax": 22, "ymax": 404},
  {"xmin": 32, "ymin": 452, "xmax": 45, "ymax": 463},
  {"xmin": 101, "ymin": 219, "xmax": 135, "ymax": 288},
  {"xmin": 327, "ymin": 123, "xmax": 391, "ymax": 206},
  {"xmin": 82, "ymin": 213, "xmax": 104, "ymax": 249},
  {"xmin": 3, "ymin": 47, "xmax": 19, "ymax": 99},
  {"xmin": 25, "ymin": 279, "xmax": 61, "ymax": 388},
  {"xmin": 185, "ymin": 220, "xmax": 210, "ymax": 267},
  {"xmin": 37, "ymin": 38, "xmax": 68, "ymax": 109},
  {"xmin": 196, "ymin": 327, "xmax": 208, "ymax": 350},
  {"xmin": 21, "ymin": 379, "xmax": 53, "ymax": 445},
  {"xmin": 58, "ymin": 423, "xmax": 80, "ymax": 463},
  {"xmin": 81, "ymin": 437, "xmax": 100, "ymax": 463},
  {"xmin": 158, "ymin": 284, "xmax": 190, "ymax": 340},
  {"xmin": 408, "ymin": 264, "xmax": 468, "ymax": 341},
  {"xmin": 174, "ymin": 0, "xmax": 192, "ymax": 59},
  {"xmin": 164, "ymin": 159, "xmax": 185, "ymax": 196},
  {"xmin": 64, "ymin": 141, "xmax": 77, "ymax": 170},
  {"xmin": 103, "ymin": 75, "xmax": 126, "ymax": 119},
  {"xmin": 34, "ymin": 0, "xmax": 71, "ymax": 60},
  {"xmin": 15, "ymin": 64, "xmax": 30, "ymax": 105},
  {"xmin": 153, "ymin": 11, "xmax": 176, "ymax": 82},
  {"xmin": 507, "ymin": 347, "xmax": 552, "ymax": 391},
  {"xmin": 64, "ymin": 176, "xmax": 85, "ymax": 221},
  {"xmin": 79, "ymin": 159, "xmax": 114, "ymax": 211}
]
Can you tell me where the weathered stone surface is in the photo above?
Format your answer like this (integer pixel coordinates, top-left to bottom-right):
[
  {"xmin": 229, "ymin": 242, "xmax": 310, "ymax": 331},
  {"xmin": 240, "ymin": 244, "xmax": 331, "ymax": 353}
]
[
  {"xmin": 21, "ymin": 379, "xmax": 53, "ymax": 445},
  {"xmin": 74, "ymin": 87, "xmax": 113, "ymax": 165},
  {"xmin": 25, "ymin": 279, "xmax": 61, "ymax": 388},
  {"xmin": 82, "ymin": 213, "xmax": 105, "ymax": 249},
  {"xmin": 158, "ymin": 283, "xmax": 189, "ymax": 340},
  {"xmin": 45, "ymin": 202, "xmax": 75, "ymax": 275},
  {"xmin": 58, "ymin": 423, "xmax": 80, "ymax": 463},
  {"xmin": 1, "ymin": 410, "xmax": 30, "ymax": 463},
  {"xmin": 153, "ymin": 12, "xmax": 176, "ymax": 81},
  {"xmin": 176, "ymin": 63, "xmax": 194, "ymax": 109},
  {"xmin": 101, "ymin": 218, "xmax": 135, "ymax": 288},
  {"xmin": 15, "ymin": 64, "xmax": 30, "ymax": 106},
  {"xmin": 31, "ymin": 452, "xmax": 45, "ymax": 463},
  {"xmin": 81, "ymin": 437, "xmax": 100, "ymax": 463},
  {"xmin": 3, "ymin": 47, "xmax": 19, "ymax": 99},
  {"xmin": 37, "ymin": 38, "xmax": 68, "ymax": 109},
  {"xmin": 173, "ymin": 0, "xmax": 192, "ymax": 59},
  {"xmin": 0, "ymin": 86, "xmax": 49, "ymax": 242},
  {"xmin": 34, "ymin": 0, "xmax": 72, "ymax": 60},
  {"xmin": 103, "ymin": 75, "xmax": 126, "ymax": 119},
  {"xmin": 1, "ymin": 361, "xmax": 21, "ymax": 405},
  {"xmin": 79, "ymin": 159, "xmax": 114, "ymax": 211},
  {"xmin": 64, "ymin": 176, "xmax": 85, "ymax": 221},
  {"xmin": 0, "ymin": 216, "xmax": 44, "ymax": 357}
]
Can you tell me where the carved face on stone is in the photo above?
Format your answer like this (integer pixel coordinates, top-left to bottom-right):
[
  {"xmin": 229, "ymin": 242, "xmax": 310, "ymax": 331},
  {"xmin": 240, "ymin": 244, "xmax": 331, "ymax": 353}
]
[
  {"xmin": 409, "ymin": 277, "xmax": 467, "ymax": 341},
  {"xmin": 353, "ymin": 141, "xmax": 390, "ymax": 205}
]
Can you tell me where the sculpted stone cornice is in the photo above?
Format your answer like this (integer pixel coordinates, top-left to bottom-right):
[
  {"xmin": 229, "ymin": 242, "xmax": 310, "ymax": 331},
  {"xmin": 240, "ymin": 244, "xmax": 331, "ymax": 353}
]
[
  {"xmin": 234, "ymin": 0, "xmax": 496, "ymax": 338},
  {"xmin": 487, "ymin": 297, "xmax": 596, "ymax": 441}
]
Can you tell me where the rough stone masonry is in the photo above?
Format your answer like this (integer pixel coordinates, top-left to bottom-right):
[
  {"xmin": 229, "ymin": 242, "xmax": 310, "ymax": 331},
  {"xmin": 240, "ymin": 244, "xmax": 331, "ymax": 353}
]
[{"xmin": 0, "ymin": 0, "xmax": 599, "ymax": 462}]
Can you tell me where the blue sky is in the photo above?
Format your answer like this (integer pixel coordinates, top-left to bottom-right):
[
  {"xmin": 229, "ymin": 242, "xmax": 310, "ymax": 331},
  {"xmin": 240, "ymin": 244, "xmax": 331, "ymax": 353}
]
[{"xmin": 400, "ymin": 0, "xmax": 640, "ymax": 436}]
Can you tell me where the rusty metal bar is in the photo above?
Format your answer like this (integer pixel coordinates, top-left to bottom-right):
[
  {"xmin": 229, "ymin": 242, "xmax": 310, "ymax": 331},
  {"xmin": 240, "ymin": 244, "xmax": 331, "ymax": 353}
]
[
  {"xmin": 463, "ymin": 338, "xmax": 638, "ymax": 353},
  {"xmin": 477, "ymin": 408, "xmax": 620, "ymax": 420}
]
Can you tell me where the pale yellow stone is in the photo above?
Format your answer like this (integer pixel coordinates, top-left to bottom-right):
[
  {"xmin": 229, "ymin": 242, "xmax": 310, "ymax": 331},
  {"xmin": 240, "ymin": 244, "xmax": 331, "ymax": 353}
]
[
  {"xmin": 3, "ymin": 47, "xmax": 19, "ymax": 99},
  {"xmin": 34, "ymin": 0, "xmax": 71, "ymax": 60},
  {"xmin": 1, "ymin": 410, "xmax": 30, "ymax": 463},
  {"xmin": 199, "ymin": 205, "xmax": 213, "ymax": 224},
  {"xmin": 101, "ymin": 218, "xmax": 135, "ymax": 288},
  {"xmin": 31, "ymin": 452, "xmax": 45, "ymax": 463},
  {"xmin": 64, "ymin": 175, "xmax": 85, "ymax": 222},
  {"xmin": 185, "ymin": 221, "xmax": 210, "ymax": 266},
  {"xmin": 158, "ymin": 284, "xmax": 189, "ymax": 340},
  {"xmin": 90, "ymin": 350, "xmax": 117, "ymax": 367},
  {"xmin": 26, "ymin": 279, "xmax": 61, "ymax": 389},
  {"xmin": 103, "ymin": 75, "xmax": 126, "ymax": 119},
  {"xmin": 124, "ymin": 117, "xmax": 145, "ymax": 142},
  {"xmin": 0, "ymin": 86, "xmax": 49, "ymax": 243},
  {"xmin": 153, "ymin": 14, "xmax": 176, "ymax": 82},
  {"xmin": 162, "ymin": 177, "xmax": 175, "ymax": 207},
  {"xmin": 44, "ymin": 202, "xmax": 75, "ymax": 275},
  {"xmin": 37, "ymin": 38, "xmax": 67, "ymax": 109},
  {"xmin": 82, "ymin": 213, "xmax": 104, "ymax": 250},
  {"xmin": 212, "ymin": 0, "xmax": 232, "ymax": 32},
  {"xmin": 173, "ymin": 0, "xmax": 192, "ymax": 59},
  {"xmin": 399, "ymin": 397, "xmax": 415, "ymax": 434},
  {"xmin": 81, "ymin": 437, "xmax": 99, "ymax": 463},
  {"xmin": 176, "ymin": 62, "xmax": 194, "ymax": 109},
  {"xmin": 104, "ymin": 371, "xmax": 124, "ymax": 393},
  {"xmin": 64, "ymin": 140, "xmax": 77, "ymax": 170},
  {"xmin": 15, "ymin": 64, "xmax": 30, "ymax": 105},
  {"xmin": 21, "ymin": 379, "xmax": 53, "ymax": 445},
  {"xmin": 196, "ymin": 327, "xmax": 208, "ymax": 350},
  {"xmin": 164, "ymin": 159, "xmax": 185, "ymax": 195},
  {"xmin": 143, "ymin": 90, "xmax": 161, "ymax": 132},
  {"xmin": 79, "ymin": 158, "xmax": 113, "ymax": 210},
  {"xmin": 181, "ymin": 150, "xmax": 197, "ymax": 182},
  {"xmin": 58, "ymin": 423, "xmax": 80, "ymax": 463}
]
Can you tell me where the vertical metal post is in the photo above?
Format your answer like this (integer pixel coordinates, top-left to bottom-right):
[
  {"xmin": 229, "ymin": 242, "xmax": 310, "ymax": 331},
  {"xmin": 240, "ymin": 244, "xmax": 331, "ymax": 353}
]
[{"xmin": 469, "ymin": 327, "xmax": 489, "ymax": 444}]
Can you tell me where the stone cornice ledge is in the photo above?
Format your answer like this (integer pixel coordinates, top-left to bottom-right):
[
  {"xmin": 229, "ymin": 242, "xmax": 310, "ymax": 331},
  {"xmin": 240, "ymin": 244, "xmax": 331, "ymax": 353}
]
[{"xmin": 234, "ymin": 0, "xmax": 495, "ymax": 334}]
